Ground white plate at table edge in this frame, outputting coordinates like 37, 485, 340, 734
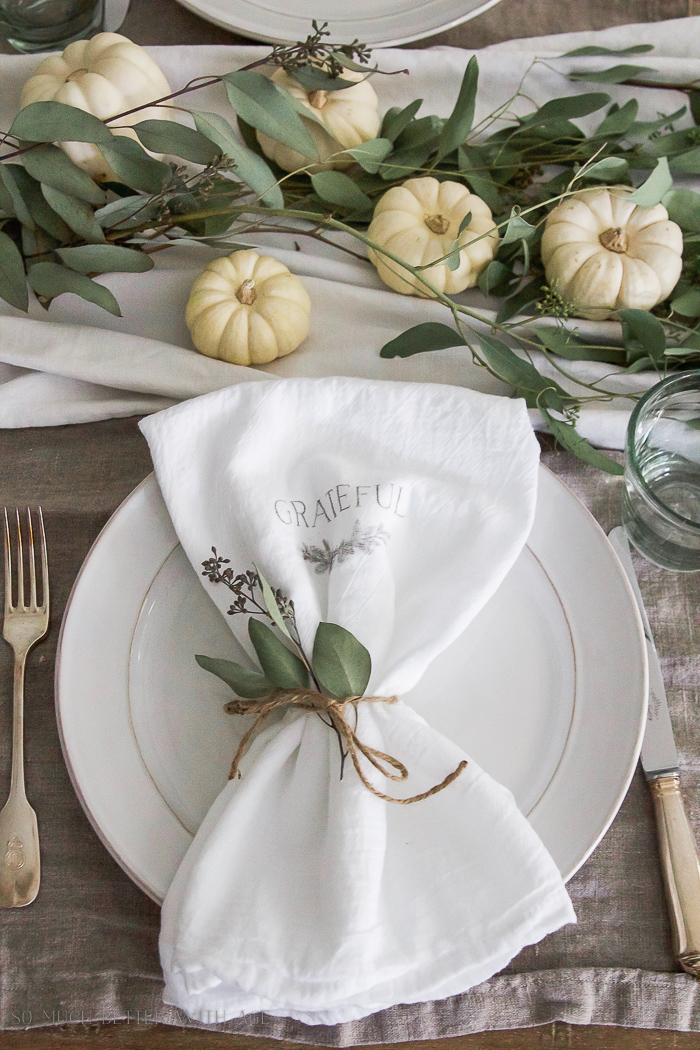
172, 0, 505, 48
55, 466, 647, 904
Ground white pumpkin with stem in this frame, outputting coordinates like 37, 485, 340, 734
366, 176, 499, 296
186, 250, 311, 366
19, 32, 172, 181
541, 187, 684, 320
256, 67, 380, 174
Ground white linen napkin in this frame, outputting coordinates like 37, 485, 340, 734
1, 19, 699, 445
140, 376, 575, 1025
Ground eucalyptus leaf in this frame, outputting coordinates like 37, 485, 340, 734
99, 137, 172, 195
195, 654, 273, 699
346, 138, 393, 173
541, 409, 624, 475
56, 243, 153, 274
477, 333, 568, 411
478, 259, 516, 297
27, 261, 121, 315
192, 110, 283, 208
520, 93, 610, 125
501, 208, 537, 244
223, 71, 319, 160
619, 308, 666, 363
381, 99, 422, 143
248, 617, 308, 690
0, 164, 35, 229
568, 65, 655, 84
436, 55, 478, 161
22, 144, 104, 205
624, 157, 672, 207
256, 565, 293, 641
311, 170, 372, 212
691, 91, 700, 127
5, 165, 72, 240
647, 128, 700, 157
562, 44, 654, 56
0, 230, 28, 312
627, 106, 686, 137
95, 194, 160, 229
495, 278, 543, 323
581, 156, 628, 180
134, 119, 221, 165
41, 184, 105, 244
669, 149, 700, 176
592, 99, 639, 137
380, 322, 466, 358
662, 188, 700, 233
395, 115, 443, 151
291, 65, 356, 92
671, 288, 700, 318
534, 325, 625, 364
312, 621, 371, 699
10, 101, 113, 144
378, 144, 432, 181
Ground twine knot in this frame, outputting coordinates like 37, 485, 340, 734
225, 688, 467, 804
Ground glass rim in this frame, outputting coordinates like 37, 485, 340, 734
626, 369, 700, 534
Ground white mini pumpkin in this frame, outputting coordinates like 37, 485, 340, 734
366, 176, 499, 296
256, 67, 380, 174
19, 32, 172, 181
186, 250, 311, 366
541, 188, 684, 320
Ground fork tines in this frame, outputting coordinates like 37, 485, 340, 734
3, 508, 48, 615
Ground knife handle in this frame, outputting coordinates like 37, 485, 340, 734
649, 775, 700, 977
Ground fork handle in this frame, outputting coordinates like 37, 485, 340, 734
10, 650, 27, 799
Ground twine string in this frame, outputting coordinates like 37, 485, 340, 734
225, 689, 467, 804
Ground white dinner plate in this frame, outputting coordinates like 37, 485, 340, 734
55, 467, 647, 904
172, 0, 504, 47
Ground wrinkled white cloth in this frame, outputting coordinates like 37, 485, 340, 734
140, 376, 575, 1025
0, 19, 699, 445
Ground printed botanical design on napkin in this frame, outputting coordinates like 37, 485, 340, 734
301, 520, 389, 575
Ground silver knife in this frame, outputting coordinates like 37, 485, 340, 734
609, 526, 700, 977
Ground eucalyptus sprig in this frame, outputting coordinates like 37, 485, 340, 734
3, 30, 700, 471
196, 561, 372, 779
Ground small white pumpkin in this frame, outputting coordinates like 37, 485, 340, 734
256, 67, 380, 174
186, 250, 311, 366
19, 32, 172, 181
366, 176, 499, 296
541, 188, 684, 320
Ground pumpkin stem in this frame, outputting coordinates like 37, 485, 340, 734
236, 279, 258, 305
309, 90, 329, 109
599, 226, 628, 253
424, 214, 450, 235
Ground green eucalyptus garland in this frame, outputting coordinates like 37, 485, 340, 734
2, 24, 700, 472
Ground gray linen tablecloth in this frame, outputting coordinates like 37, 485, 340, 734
1, 421, 700, 1039
2, 0, 700, 1038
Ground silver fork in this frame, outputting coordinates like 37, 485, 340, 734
0, 508, 48, 907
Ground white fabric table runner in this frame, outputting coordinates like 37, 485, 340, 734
0, 18, 698, 445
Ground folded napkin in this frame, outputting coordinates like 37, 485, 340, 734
2, 19, 700, 446
140, 376, 575, 1025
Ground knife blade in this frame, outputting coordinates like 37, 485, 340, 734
609, 526, 700, 978
608, 527, 678, 780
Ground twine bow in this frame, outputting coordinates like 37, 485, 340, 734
225, 689, 467, 804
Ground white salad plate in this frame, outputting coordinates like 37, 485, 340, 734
172, 0, 504, 47
56, 467, 647, 904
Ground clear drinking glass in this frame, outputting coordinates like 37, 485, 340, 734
623, 370, 700, 572
0, 0, 102, 53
